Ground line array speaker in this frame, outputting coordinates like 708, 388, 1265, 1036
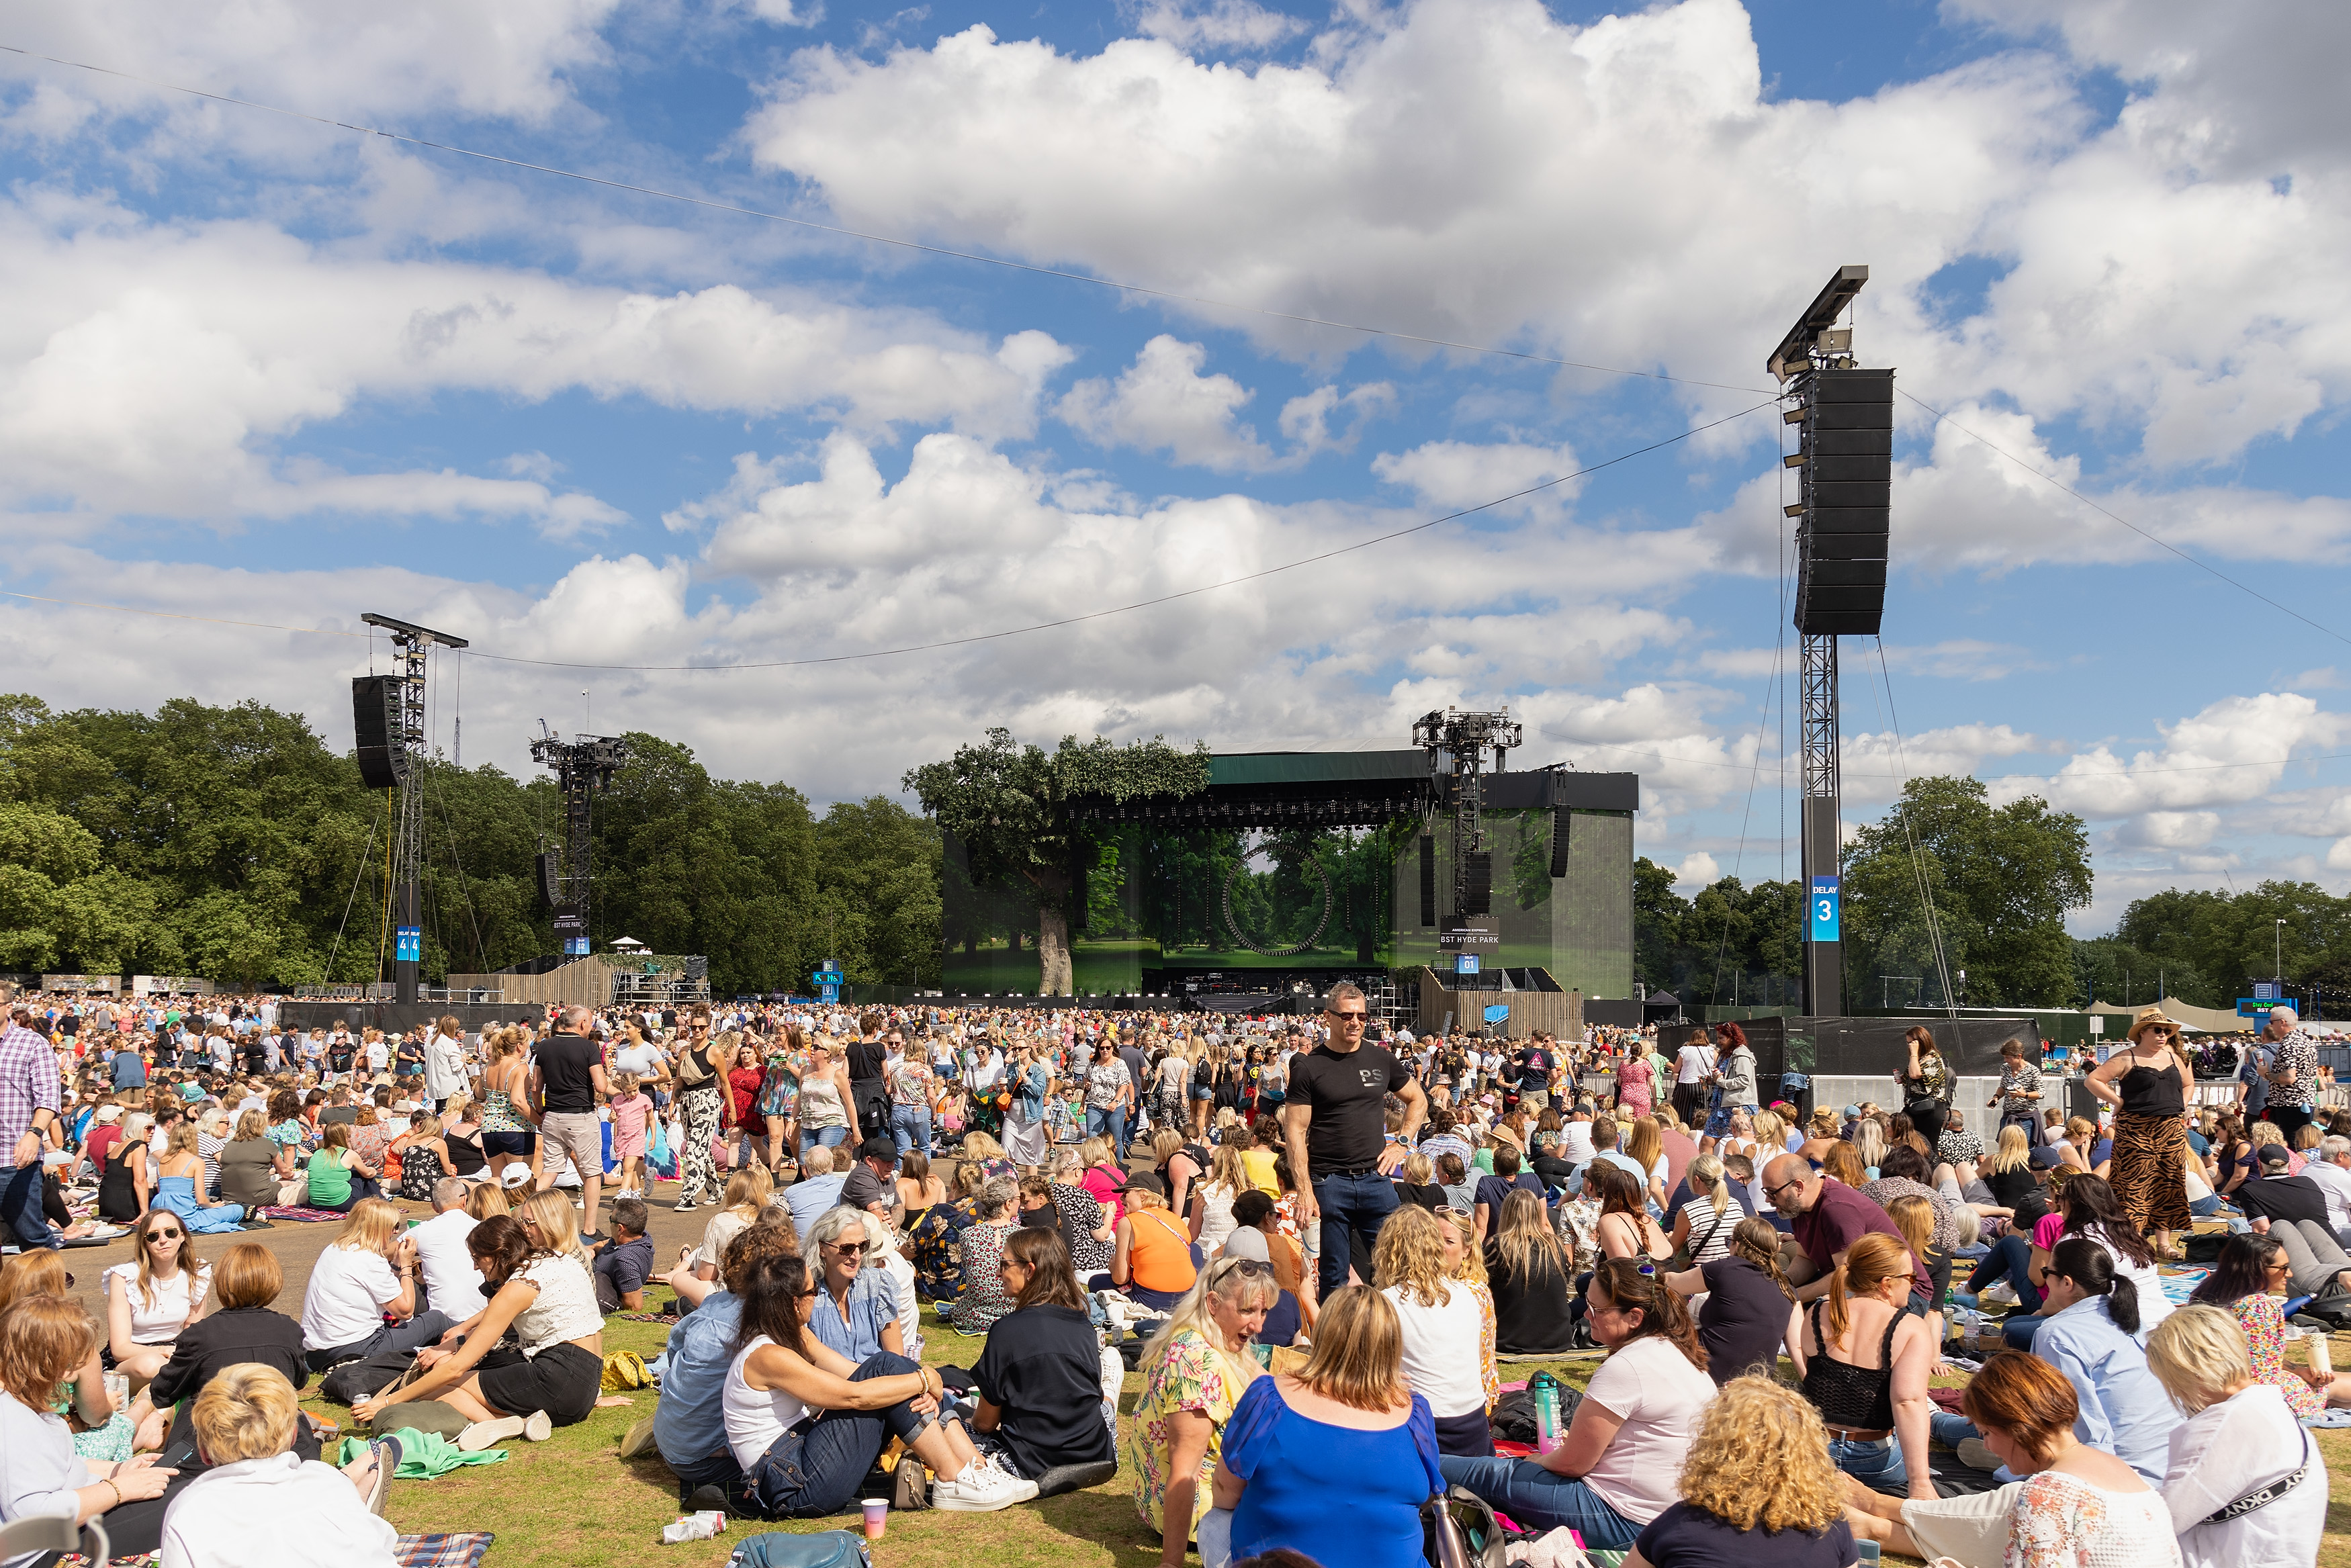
1792, 367, 1892, 635
1548, 809, 1570, 879
351, 675, 408, 789
535, 849, 559, 911
1462, 851, 1493, 917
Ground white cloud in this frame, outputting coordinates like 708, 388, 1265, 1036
2, 1, 617, 134
1279, 382, 1395, 458
1674, 851, 1720, 890
0, 201, 1070, 527
1372, 437, 1582, 514
1840, 723, 2053, 806
1135, 0, 1308, 53
2021, 692, 2349, 819
1057, 336, 1274, 471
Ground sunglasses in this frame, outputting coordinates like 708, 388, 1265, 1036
148, 1227, 185, 1241
826, 1241, 869, 1257
1221, 1258, 1274, 1279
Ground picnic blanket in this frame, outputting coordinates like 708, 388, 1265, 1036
339, 1430, 509, 1478
394, 1534, 496, 1568
259, 1205, 355, 1222
2158, 1266, 2209, 1304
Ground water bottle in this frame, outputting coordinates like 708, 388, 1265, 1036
1530, 1371, 1562, 1454
660, 1511, 726, 1544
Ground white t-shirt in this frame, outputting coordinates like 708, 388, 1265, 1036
102, 1261, 208, 1344
1674, 1044, 1716, 1085
300, 1244, 403, 1351
2164, 1383, 2324, 1568
1574, 1334, 1716, 1525
1557, 1121, 1595, 1164
1382, 1282, 1487, 1419
408, 1208, 488, 1320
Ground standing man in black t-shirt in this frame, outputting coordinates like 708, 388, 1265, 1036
843, 1023, 889, 1154
1284, 981, 1425, 1299
531, 1004, 613, 1242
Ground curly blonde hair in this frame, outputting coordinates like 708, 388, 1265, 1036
1373, 1203, 1456, 1307
1677, 1375, 1843, 1532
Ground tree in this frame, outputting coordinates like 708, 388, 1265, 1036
1842, 776, 2091, 1009
903, 730, 1208, 995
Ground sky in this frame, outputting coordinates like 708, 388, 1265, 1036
3, 0, 2348, 935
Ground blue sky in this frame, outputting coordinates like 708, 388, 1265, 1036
3, 0, 2348, 933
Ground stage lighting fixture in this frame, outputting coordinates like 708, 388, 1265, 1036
354, 613, 470, 1005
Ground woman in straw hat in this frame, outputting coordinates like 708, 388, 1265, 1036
2086, 1007, 2194, 1259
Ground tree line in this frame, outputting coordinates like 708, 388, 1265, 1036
0, 694, 941, 996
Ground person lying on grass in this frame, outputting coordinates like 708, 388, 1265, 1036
350, 1213, 603, 1443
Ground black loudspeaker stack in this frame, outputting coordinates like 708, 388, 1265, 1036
1548, 809, 1570, 879
1418, 834, 1437, 927
351, 676, 407, 789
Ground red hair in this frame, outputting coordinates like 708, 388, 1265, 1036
1714, 1022, 1747, 1048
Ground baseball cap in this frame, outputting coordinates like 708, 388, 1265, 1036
2257, 1143, 2292, 1168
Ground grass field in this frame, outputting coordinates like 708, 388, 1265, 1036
307, 1286, 2351, 1568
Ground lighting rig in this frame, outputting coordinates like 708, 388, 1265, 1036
351, 613, 470, 1003
531, 729, 630, 958
1413, 707, 1522, 932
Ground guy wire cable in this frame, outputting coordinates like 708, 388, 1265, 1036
1869, 636, 1957, 1018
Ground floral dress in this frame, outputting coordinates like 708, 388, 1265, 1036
2229, 1291, 2323, 1418
950, 1221, 1018, 1334
1126, 1327, 1249, 1539
2003, 1469, 2180, 1568
909, 1196, 977, 1301
1462, 1277, 1499, 1412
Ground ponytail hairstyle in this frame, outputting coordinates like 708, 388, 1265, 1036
1589, 1256, 1707, 1373
1824, 1232, 1913, 1347
2049, 1236, 2139, 1336
1727, 1215, 1795, 1301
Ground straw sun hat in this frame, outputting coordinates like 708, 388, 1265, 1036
2127, 1007, 2178, 1042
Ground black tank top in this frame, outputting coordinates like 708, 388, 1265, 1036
844, 1038, 887, 1083
2119, 1058, 2184, 1117
1802, 1299, 1900, 1430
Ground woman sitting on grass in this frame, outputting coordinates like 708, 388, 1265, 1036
1624, 1375, 1856, 1568
156, 1364, 401, 1568
972, 1227, 1117, 1483
350, 1213, 603, 1443
304, 1123, 380, 1213
1129, 1255, 1280, 1568
722, 1249, 1032, 1516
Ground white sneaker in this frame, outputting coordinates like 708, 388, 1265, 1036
988, 1452, 1040, 1502
932, 1463, 1031, 1512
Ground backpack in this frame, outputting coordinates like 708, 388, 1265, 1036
727, 1531, 871, 1568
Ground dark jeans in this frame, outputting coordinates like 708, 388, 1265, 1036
2, 1160, 58, 1250
1967, 1234, 2043, 1316
1313, 1168, 1400, 1298
669, 1444, 748, 1508
747, 1350, 933, 1518
305, 1309, 455, 1373
2268, 1105, 2315, 1142
1999, 1111, 2041, 1147
1908, 1099, 1947, 1149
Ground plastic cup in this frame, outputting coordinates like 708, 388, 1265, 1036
862, 1498, 887, 1540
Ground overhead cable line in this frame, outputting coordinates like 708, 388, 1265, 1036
0, 41, 1774, 397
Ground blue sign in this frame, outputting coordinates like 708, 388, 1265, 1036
1482, 1003, 1510, 1023
1455, 954, 1481, 976
563, 936, 590, 957
2239, 997, 2283, 1017
395, 925, 422, 963
811, 970, 844, 986
2254, 982, 2280, 1001
818, 984, 840, 1003
1808, 876, 1840, 943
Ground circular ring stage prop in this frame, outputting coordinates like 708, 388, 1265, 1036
1221, 843, 1333, 958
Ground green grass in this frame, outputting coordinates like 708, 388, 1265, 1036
306, 1297, 2351, 1568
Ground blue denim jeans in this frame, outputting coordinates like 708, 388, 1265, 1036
1086, 1106, 1126, 1152
2, 1162, 58, 1250
746, 1350, 932, 1518
1435, 1456, 1642, 1549
1966, 1234, 2043, 1315
1829, 1434, 1907, 1491
890, 1105, 933, 1160
1311, 1168, 1401, 1299
799, 1124, 848, 1157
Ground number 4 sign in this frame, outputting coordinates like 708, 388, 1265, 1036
1808, 876, 1840, 943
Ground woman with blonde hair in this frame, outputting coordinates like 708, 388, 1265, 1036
1982, 1122, 2047, 1226
1625, 1117, 1668, 1212
1487, 1189, 1575, 1356
104, 1208, 215, 1392
154, 1120, 245, 1234
692, 1162, 772, 1283
298, 1197, 449, 1371
1202, 1285, 1442, 1568
1128, 1255, 1280, 1568
1788, 1232, 1937, 1499
1669, 1152, 1739, 1268
477, 1026, 539, 1189
463, 1181, 512, 1222
516, 1185, 595, 1271
0, 1293, 180, 1555
1628, 1375, 1855, 1566
217, 1108, 288, 1211
1374, 1203, 1490, 1457
2143, 1305, 2325, 1568
1113, 1174, 1200, 1310
1188, 1143, 1249, 1257
157, 1363, 400, 1565
393, 1109, 453, 1201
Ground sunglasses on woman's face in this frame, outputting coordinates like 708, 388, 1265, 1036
148, 1227, 184, 1242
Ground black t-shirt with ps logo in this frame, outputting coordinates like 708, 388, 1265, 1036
1288, 1043, 1411, 1173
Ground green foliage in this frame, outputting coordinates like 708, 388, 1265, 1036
0, 694, 942, 996
1842, 775, 2092, 1009
2091, 880, 2351, 1012
1632, 858, 1805, 1007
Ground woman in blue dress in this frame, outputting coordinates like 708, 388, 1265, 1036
154, 1121, 247, 1234
1199, 1285, 1443, 1568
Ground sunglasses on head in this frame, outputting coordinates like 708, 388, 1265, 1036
1221, 1258, 1274, 1279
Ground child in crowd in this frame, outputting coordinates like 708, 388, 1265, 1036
609, 1071, 653, 1200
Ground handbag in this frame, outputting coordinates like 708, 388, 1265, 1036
729, 1530, 872, 1567
2203, 1428, 2312, 1524
1423, 1485, 1518, 1568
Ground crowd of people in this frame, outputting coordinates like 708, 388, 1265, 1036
0, 984, 2342, 1566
